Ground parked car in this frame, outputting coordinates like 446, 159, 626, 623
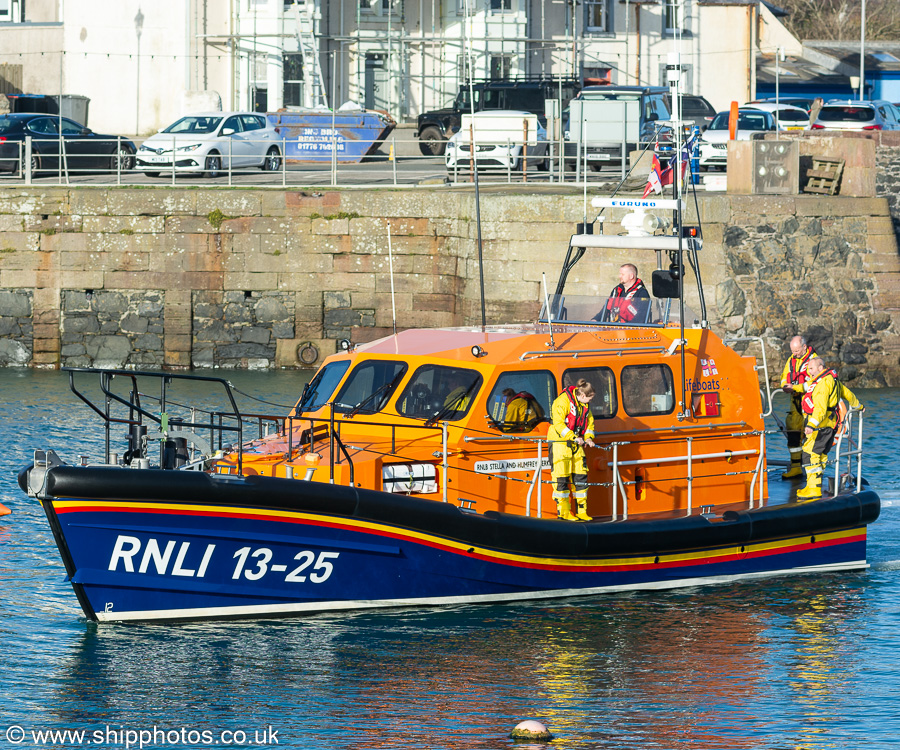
698, 108, 777, 171
564, 85, 674, 169
664, 93, 717, 131
744, 102, 811, 130
445, 111, 549, 172
136, 112, 282, 178
0, 113, 135, 174
747, 97, 815, 112
810, 100, 900, 131
416, 77, 580, 156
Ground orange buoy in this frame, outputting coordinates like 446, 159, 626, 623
0, 502, 11, 517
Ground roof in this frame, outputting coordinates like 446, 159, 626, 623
804, 41, 900, 73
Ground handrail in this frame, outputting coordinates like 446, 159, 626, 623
607, 434, 763, 521
831, 407, 864, 498
65, 367, 244, 470
723, 335, 774, 417
520, 346, 667, 361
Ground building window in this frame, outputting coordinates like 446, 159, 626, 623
0, 0, 23, 22
360, 0, 392, 12
490, 0, 513, 11
490, 54, 513, 80
283, 53, 304, 108
663, 0, 683, 34
585, 0, 611, 33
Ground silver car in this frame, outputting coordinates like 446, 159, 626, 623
136, 112, 282, 177
811, 100, 900, 131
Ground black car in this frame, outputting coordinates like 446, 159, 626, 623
0, 113, 136, 174
416, 77, 581, 156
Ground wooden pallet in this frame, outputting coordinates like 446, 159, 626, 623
803, 158, 844, 195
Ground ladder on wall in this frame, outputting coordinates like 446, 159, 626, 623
291, 1, 329, 110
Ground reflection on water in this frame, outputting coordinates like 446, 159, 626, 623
1, 371, 899, 748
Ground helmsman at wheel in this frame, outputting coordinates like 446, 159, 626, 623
798, 357, 862, 500
780, 335, 816, 479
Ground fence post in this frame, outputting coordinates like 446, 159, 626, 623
24, 136, 32, 185
228, 136, 233, 186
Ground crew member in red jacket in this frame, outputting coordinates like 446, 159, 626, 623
596, 263, 651, 323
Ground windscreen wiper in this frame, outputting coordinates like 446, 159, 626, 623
346, 371, 404, 418
425, 379, 479, 428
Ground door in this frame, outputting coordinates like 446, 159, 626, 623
58, 117, 104, 170
25, 117, 61, 169
252, 87, 268, 113
364, 53, 389, 112
219, 114, 254, 167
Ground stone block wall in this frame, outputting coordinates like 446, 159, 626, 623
0, 186, 898, 387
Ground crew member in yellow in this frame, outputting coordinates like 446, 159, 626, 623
501, 388, 543, 431
547, 379, 596, 521
780, 335, 816, 479
798, 357, 862, 500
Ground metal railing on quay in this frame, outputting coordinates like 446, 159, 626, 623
0, 132, 675, 188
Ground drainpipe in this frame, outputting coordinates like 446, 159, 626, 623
748, 4, 756, 102
634, 4, 641, 85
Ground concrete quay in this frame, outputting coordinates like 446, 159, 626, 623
0, 185, 897, 387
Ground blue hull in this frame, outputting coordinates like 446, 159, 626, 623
30, 467, 880, 623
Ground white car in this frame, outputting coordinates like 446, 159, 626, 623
136, 112, 282, 177
445, 111, 549, 172
810, 100, 900, 131
698, 108, 776, 171
744, 102, 811, 131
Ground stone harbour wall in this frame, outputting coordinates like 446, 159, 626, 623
0, 187, 898, 386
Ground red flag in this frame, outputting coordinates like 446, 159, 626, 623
642, 153, 663, 198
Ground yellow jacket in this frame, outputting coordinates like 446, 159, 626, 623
506, 397, 539, 427
780, 346, 816, 392
804, 370, 861, 431
547, 389, 595, 445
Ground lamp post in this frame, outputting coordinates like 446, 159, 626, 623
859, 0, 866, 100
135, 8, 144, 135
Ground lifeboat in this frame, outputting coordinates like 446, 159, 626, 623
20, 197, 879, 623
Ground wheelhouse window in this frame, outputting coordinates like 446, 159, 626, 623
333, 360, 407, 415
585, 0, 612, 33
487, 371, 555, 433
563, 367, 618, 420
621, 364, 675, 416
296, 360, 351, 413
397, 365, 482, 421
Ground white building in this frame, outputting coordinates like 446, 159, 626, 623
0, 0, 810, 134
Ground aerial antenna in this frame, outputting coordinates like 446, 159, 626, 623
464, 0, 487, 329
541, 273, 556, 350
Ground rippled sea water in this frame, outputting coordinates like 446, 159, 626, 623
1, 370, 899, 750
